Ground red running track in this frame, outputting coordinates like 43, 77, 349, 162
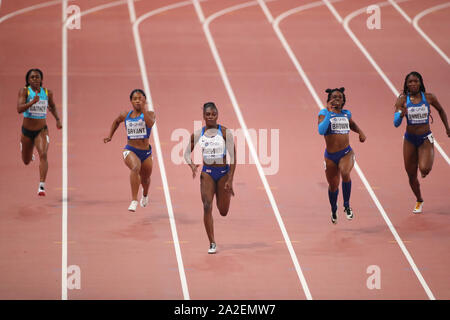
0, 0, 448, 299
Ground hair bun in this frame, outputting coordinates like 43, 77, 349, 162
339, 87, 345, 92
325, 89, 332, 93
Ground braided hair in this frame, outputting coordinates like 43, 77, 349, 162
403, 71, 426, 95
325, 87, 346, 107
25, 68, 43, 87
402, 71, 433, 123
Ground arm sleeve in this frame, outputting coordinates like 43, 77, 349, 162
394, 111, 403, 127
318, 109, 331, 135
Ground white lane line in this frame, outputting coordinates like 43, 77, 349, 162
192, 0, 205, 23
256, 0, 274, 23
194, 0, 313, 300
62, 0, 68, 301
272, 0, 342, 110
412, 2, 450, 65
322, 0, 436, 300
322, 0, 343, 23
0, 0, 63, 24
129, 0, 191, 300
0, 0, 70, 300
388, 0, 450, 64
61, 0, 141, 301
388, 0, 412, 23
331, 0, 450, 165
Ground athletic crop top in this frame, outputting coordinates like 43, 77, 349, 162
199, 125, 226, 162
23, 86, 48, 119
318, 108, 352, 135
124, 110, 152, 140
406, 92, 430, 125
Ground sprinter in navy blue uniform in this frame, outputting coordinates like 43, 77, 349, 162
393, 71, 450, 214
184, 102, 236, 254
318, 88, 366, 224
104, 89, 155, 212
17, 69, 62, 196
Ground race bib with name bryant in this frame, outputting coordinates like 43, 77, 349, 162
407, 105, 428, 124
28, 99, 48, 117
329, 116, 350, 134
126, 119, 147, 139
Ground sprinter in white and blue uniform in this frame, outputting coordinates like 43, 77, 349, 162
184, 102, 236, 254
318, 88, 366, 224
17, 69, 62, 196
393, 71, 450, 214
104, 89, 155, 212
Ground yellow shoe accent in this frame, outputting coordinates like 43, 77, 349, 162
413, 201, 423, 214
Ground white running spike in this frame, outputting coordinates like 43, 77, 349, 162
128, 200, 138, 212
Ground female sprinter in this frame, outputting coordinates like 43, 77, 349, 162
104, 89, 155, 212
17, 68, 62, 196
318, 88, 366, 224
393, 71, 450, 213
184, 102, 236, 254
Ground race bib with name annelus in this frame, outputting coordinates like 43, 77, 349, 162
407, 105, 428, 124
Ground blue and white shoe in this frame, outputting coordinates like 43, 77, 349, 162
208, 243, 217, 254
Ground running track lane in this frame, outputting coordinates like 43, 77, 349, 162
132, 0, 308, 299
344, 0, 450, 153
0, 0, 63, 299
325, 0, 450, 298
65, 0, 183, 299
206, 0, 429, 299
273, 0, 448, 298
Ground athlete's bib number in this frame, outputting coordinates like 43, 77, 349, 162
126, 119, 147, 139
407, 105, 428, 124
28, 100, 48, 116
330, 117, 349, 133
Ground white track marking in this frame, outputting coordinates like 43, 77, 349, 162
61, 0, 141, 300
388, 0, 412, 23
191, 0, 205, 23
272, 1, 342, 109
195, 0, 313, 300
413, 2, 450, 64
322, 0, 343, 23
62, 0, 69, 301
321, 0, 436, 300
389, 0, 450, 64
256, 0, 274, 23
0, 0, 63, 24
129, 0, 192, 300
331, 0, 450, 165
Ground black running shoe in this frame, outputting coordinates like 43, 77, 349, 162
331, 208, 337, 224
344, 206, 354, 220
